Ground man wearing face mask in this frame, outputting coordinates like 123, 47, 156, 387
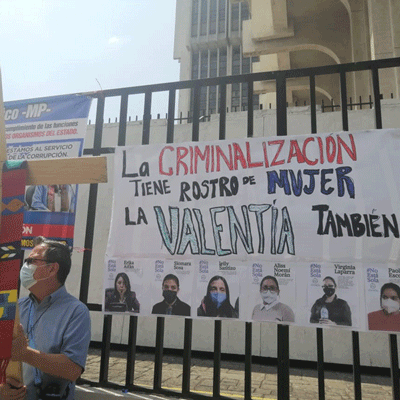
310, 276, 352, 326
151, 274, 191, 316
252, 276, 295, 322
0, 237, 91, 400
368, 282, 400, 332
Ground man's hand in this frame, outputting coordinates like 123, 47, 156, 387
0, 377, 26, 399
11, 324, 28, 362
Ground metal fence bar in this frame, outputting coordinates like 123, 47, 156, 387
118, 93, 128, 146
371, 67, 383, 129
79, 96, 104, 304
143, 91, 152, 145
167, 89, 176, 143
247, 81, 254, 138
154, 316, 165, 391
126, 316, 138, 387
352, 331, 362, 400
389, 334, 400, 400
244, 322, 252, 400
182, 318, 193, 396
213, 320, 222, 398
219, 84, 227, 140
340, 71, 349, 131
309, 75, 317, 134
316, 328, 325, 400
192, 84, 201, 141
277, 325, 290, 400
99, 315, 112, 383
276, 73, 287, 136
86, 57, 400, 98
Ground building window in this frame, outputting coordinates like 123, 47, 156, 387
191, 0, 199, 37
209, 0, 217, 34
242, 56, 250, 74
231, 3, 240, 32
200, 50, 208, 79
232, 46, 241, 110
241, 1, 249, 22
209, 50, 218, 114
218, 0, 226, 34
200, 0, 208, 36
200, 51, 209, 114
232, 46, 241, 75
191, 53, 199, 80
219, 47, 227, 76
210, 50, 218, 78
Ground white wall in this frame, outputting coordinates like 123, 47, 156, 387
65, 99, 400, 367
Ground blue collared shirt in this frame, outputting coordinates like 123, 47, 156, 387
18, 285, 91, 400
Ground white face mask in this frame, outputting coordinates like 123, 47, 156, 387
20, 262, 39, 290
382, 298, 400, 314
261, 290, 278, 305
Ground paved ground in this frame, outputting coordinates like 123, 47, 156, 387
80, 348, 394, 400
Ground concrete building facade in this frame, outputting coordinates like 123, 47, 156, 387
174, 0, 259, 119
175, 0, 400, 111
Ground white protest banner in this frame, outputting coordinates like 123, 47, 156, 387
5, 94, 91, 248
105, 129, 400, 331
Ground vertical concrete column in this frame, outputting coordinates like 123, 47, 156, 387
367, 0, 398, 98
255, 53, 293, 109
390, 0, 400, 95
226, 45, 233, 111
250, 0, 292, 39
349, 0, 371, 105
174, 0, 194, 119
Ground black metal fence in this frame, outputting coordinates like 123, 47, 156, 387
79, 57, 400, 400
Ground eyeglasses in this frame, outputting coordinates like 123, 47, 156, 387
25, 257, 50, 265
322, 285, 335, 289
261, 286, 278, 292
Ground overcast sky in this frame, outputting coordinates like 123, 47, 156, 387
0, 0, 180, 121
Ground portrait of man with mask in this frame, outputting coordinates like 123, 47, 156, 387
252, 275, 295, 322
368, 282, 400, 332
310, 276, 352, 326
151, 274, 191, 316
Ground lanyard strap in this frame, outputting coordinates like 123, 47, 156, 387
27, 302, 42, 387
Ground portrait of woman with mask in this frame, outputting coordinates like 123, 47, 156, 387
252, 275, 295, 322
104, 272, 140, 312
310, 276, 352, 326
368, 282, 400, 332
197, 275, 238, 318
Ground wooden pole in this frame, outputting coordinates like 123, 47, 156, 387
0, 69, 23, 382
0, 69, 7, 164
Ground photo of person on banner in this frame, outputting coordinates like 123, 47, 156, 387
104, 272, 140, 313
27, 184, 76, 213
368, 282, 400, 331
197, 275, 238, 318
252, 275, 295, 322
152, 274, 191, 316
310, 276, 352, 326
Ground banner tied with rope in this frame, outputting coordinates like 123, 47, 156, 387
0, 161, 26, 383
